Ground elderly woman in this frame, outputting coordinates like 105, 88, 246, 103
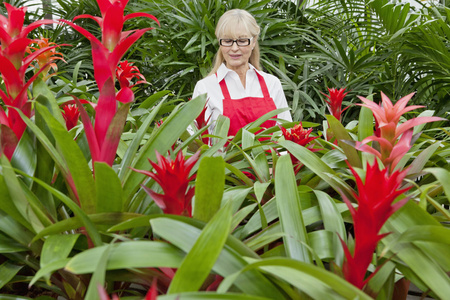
193, 9, 292, 137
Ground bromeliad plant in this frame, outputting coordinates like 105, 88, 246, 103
339, 160, 411, 290
132, 150, 200, 217
60, 0, 159, 166
0, 3, 59, 159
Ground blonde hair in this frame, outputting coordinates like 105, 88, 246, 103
208, 9, 261, 76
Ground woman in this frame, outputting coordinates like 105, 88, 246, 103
192, 9, 292, 137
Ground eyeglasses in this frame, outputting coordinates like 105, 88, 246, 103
219, 37, 253, 47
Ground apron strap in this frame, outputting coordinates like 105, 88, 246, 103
255, 71, 270, 99
218, 76, 231, 99
216, 70, 271, 100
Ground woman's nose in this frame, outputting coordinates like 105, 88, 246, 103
230, 43, 240, 50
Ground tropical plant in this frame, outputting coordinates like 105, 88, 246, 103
0, 1, 449, 300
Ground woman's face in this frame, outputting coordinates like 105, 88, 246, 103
219, 29, 256, 74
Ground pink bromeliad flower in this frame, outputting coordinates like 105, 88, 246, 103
321, 87, 349, 121
60, 0, 159, 166
340, 160, 411, 290
355, 92, 445, 172
358, 92, 443, 145
131, 151, 200, 217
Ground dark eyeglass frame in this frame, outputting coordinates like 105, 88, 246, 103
219, 37, 253, 47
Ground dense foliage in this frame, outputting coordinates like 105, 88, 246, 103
0, 0, 449, 299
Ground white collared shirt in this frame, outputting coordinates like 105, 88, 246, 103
193, 63, 292, 129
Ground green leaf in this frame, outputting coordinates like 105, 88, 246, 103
326, 115, 361, 168
275, 155, 311, 263
95, 162, 123, 213
33, 213, 141, 241
231, 258, 372, 300
424, 168, 450, 200
15, 169, 101, 247
151, 218, 284, 298
168, 203, 232, 293
10, 129, 36, 187
37, 234, 81, 285
0, 234, 27, 253
123, 94, 207, 198
41, 234, 81, 267
0, 156, 45, 233
314, 190, 347, 240
36, 103, 97, 214
32, 77, 66, 126
253, 181, 270, 204
0, 262, 23, 290
382, 202, 450, 299
278, 140, 355, 201
158, 293, 271, 300
0, 172, 33, 232
118, 100, 164, 181
65, 241, 184, 274
30, 259, 70, 287
358, 105, 374, 142
84, 241, 114, 300
194, 156, 225, 222
138, 90, 172, 109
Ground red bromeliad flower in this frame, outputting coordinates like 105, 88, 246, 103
279, 123, 319, 147
321, 87, 349, 121
60, 0, 159, 166
131, 151, 200, 217
26, 36, 67, 78
61, 0, 159, 91
279, 123, 319, 173
115, 60, 147, 103
0, 3, 55, 68
340, 160, 411, 290
0, 3, 61, 159
62, 104, 80, 130
116, 60, 147, 88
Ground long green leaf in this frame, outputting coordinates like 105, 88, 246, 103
229, 258, 372, 300
193, 156, 225, 222
123, 94, 206, 198
158, 293, 271, 300
274, 155, 311, 263
14, 169, 102, 247
424, 168, 450, 200
36, 103, 97, 214
168, 203, 232, 293
65, 241, 184, 274
278, 140, 355, 201
118, 100, 164, 181
0, 156, 44, 233
0, 262, 23, 290
95, 162, 123, 213
151, 218, 284, 298
327, 115, 361, 168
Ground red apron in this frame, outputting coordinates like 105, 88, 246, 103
219, 71, 277, 137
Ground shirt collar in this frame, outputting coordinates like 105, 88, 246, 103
216, 63, 259, 82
